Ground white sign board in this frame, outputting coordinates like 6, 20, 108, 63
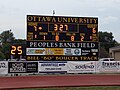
0, 61, 8, 74
96, 61, 120, 73
39, 61, 67, 73
67, 61, 96, 73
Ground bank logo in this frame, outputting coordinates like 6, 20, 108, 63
64, 48, 81, 55
74, 49, 80, 55
65, 48, 72, 55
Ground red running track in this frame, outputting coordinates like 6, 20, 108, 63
0, 75, 120, 89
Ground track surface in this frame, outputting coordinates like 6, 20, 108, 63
0, 75, 120, 89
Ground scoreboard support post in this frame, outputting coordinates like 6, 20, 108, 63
10, 55, 13, 60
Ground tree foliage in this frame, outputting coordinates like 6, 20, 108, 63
99, 31, 119, 58
99, 46, 109, 58
1, 43, 11, 60
0, 30, 15, 44
0, 51, 5, 60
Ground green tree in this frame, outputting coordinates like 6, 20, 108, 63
99, 31, 118, 58
1, 43, 11, 60
99, 46, 109, 58
0, 30, 15, 44
12, 39, 26, 44
0, 51, 5, 60
0, 30, 15, 59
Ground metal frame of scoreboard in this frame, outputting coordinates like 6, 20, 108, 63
26, 15, 98, 61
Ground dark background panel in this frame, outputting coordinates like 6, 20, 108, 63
26, 62, 38, 73
8, 62, 26, 73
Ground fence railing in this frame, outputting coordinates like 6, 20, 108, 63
0, 61, 120, 76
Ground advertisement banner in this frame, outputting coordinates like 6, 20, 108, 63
26, 62, 38, 73
67, 61, 96, 73
64, 48, 81, 55
26, 48, 45, 55
8, 61, 38, 73
96, 61, 120, 73
39, 61, 67, 73
26, 48, 64, 55
0, 61, 8, 74
27, 48, 82, 55
45, 48, 64, 55
8, 62, 26, 73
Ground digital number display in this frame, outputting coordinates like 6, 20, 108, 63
53, 24, 68, 31
49, 24, 78, 32
11, 45, 23, 55
27, 15, 98, 42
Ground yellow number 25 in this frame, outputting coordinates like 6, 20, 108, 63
11, 46, 22, 55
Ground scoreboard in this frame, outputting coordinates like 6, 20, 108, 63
27, 15, 98, 41
26, 15, 98, 61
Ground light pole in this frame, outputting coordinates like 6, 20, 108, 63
53, 10, 55, 16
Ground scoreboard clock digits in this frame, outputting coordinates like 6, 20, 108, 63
49, 23, 78, 32
54, 24, 68, 31
11, 45, 23, 55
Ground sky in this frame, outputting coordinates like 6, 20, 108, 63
0, 0, 120, 42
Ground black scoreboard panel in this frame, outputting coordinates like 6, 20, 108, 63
26, 15, 98, 61
27, 15, 98, 42
27, 23, 98, 41
26, 41, 98, 61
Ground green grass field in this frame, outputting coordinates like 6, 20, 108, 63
18, 86, 120, 90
